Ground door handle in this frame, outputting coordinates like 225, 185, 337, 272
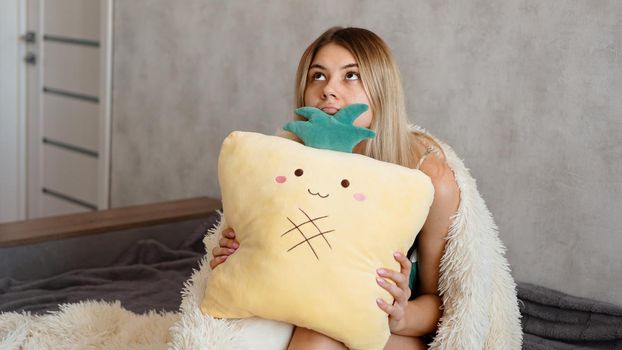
21, 31, 36, 44
24, 52, 36, 65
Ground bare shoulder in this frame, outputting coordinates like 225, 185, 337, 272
411, 134, 455, 186
411, 134, 460, 238
418, 154, 459, 203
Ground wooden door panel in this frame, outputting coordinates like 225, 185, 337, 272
42, 144, 98, 207
43, 94, 99, 152
44, 0, 101, 41
43, 41, 100, 97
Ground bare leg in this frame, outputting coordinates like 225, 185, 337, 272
287, 326, 427, 350
384, 334, 427, 350
287, 327, 347, 350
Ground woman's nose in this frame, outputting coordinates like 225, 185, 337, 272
321, 90, 336, 99
322, 79, 339, 99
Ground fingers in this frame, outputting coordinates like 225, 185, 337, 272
394, 251, 412, 290
218, 236, 239, 250
212, 246, 236, 258
212, 234, 239, 259
376, 252, 412, 303
223, 228, 236, 239
379, 251, 411, 289
209, 255, 227, 270
376, 297, 404, 320
376, 276, 408, 302
394, 251, 412, 275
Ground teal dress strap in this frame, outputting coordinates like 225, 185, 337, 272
408, 261, 418, 301
407, 238, 419, 300
408, 261, 417, 290
407, 240, 419, 300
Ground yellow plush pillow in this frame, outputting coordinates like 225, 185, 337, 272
202, 131, 434, 350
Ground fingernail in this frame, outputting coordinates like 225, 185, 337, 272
232, 242, 239, 248
228, 248, 235, 253
394, 251, 402, 258
376, 277, 385, 285
377, 268, 386, 276
376, 298, 384, 305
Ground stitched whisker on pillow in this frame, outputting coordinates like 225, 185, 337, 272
287, 229, 336, 254
280, 212, 328, 237
298, 208, 333, 249
285, 217, 321, 260
281, 209, 335, 260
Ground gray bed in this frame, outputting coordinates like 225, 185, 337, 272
1, 198, 620, 349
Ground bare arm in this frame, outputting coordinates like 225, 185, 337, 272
392, 155, 461, 336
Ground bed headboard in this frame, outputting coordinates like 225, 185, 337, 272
0, 196, 221, 247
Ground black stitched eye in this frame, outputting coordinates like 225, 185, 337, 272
295, 169, 304, 177
341, 179, 350, 188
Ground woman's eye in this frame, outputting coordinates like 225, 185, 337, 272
345, 72, 360, 81
312, 72, 326, 81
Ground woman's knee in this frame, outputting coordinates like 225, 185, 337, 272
287, 327, 347, 350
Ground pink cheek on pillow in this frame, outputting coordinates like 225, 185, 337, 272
353, 193, 366, 202
275, 176, 287, 184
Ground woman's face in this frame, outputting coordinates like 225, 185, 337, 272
303, 43, 373, 129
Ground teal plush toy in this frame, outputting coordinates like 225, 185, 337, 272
283, 103, 376, 153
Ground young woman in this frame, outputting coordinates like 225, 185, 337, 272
209, 27, 521, 350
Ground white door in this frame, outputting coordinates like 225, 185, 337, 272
0, 0, 27, 223
26, 0, 112, 218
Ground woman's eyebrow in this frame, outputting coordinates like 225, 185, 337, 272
309, 64, 326, 70
309, 63, 359, 70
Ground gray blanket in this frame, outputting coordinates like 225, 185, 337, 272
0, 215, 216, 315
1, 214, 621, 349
519, 283, 622, 349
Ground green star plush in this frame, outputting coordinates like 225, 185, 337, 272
283, 104, 376, 153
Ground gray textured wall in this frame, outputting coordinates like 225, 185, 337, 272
111, 1, 622, 305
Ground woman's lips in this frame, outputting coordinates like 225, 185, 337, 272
321, 107, 339, 115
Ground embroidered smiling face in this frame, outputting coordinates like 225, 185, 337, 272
275, 168, 365, 201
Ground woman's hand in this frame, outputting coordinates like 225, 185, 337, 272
375, 251, 412, 333
209, 228, 239, 270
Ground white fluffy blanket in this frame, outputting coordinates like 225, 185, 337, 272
421, 130, 522, 349
0, 217, 293, 350
0, 129, 522, 349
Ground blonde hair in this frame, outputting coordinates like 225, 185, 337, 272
293, 27, 439, 169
